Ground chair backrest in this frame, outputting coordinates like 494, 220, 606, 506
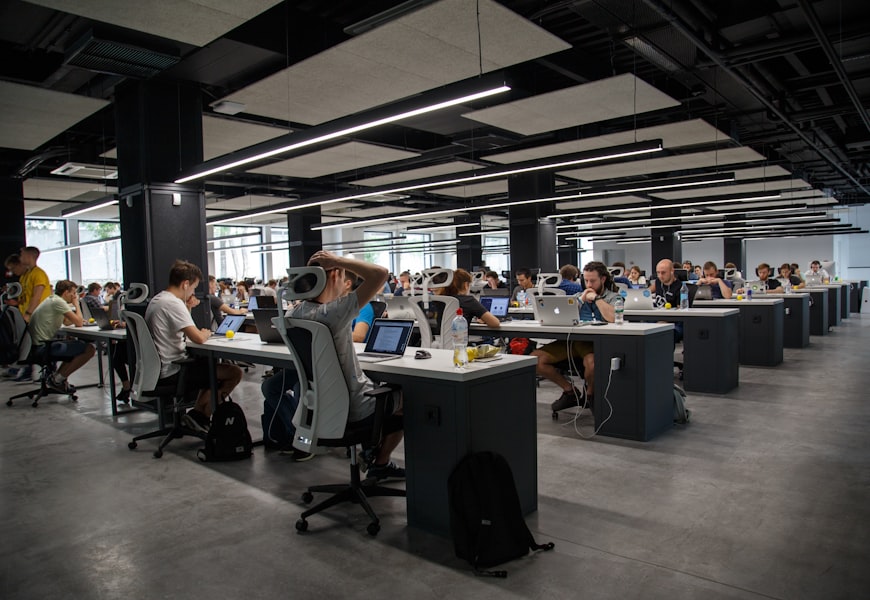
370, 300, 387, 319
386, 296, 432, 347
275, 315, 350, 453
426, 295, 461, 348
122, 310, 163, 396
528, 288, 566, 296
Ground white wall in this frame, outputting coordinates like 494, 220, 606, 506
745, 236, 834, 276
834, 205, 870, 282
680, 239, 723, 269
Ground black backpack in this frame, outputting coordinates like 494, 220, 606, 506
448, 451, 554, 577
0, 305, 23, 365
197, 399, 253, 462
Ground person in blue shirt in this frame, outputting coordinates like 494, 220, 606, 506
698, 261, 733, 299
557, 264, 583, 295
683, 261, 699, 281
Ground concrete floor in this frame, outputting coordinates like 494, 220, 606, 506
2, 316, 869, 599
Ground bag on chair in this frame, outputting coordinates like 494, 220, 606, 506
673, 384, 690, 424
448, 451, 554, 577
198, 399, 253, 461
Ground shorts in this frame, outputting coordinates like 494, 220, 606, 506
156, 355, 213, 399
537, 339, 594, 363
35, 340, 89, 362
348, 386, 403, 436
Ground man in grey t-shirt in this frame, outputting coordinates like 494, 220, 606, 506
289, 251, 405, 482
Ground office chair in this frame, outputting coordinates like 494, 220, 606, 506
370, 300, 387, 319
7, 332, 79, 407
529, 273, 566, 296
123, 311, 204, 458
400, 268, 458, 349
276, 267, 405, 536
385, 295, 432, 347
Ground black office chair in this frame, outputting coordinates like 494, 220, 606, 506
123, 310, 205, 458
276, 267, 405, 536
370, 300, 387, 319
7, 333, 79, 407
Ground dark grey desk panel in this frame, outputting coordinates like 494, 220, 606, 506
778, 294, 810, 348
805, 289, 829, 336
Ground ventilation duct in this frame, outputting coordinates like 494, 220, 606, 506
64, 30, 179, 78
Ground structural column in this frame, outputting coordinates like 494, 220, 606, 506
723, 213, 745, 271
508, 173, 556, 273
651, 206, 681, 267
114, 80, 208, 325
0, 177, 26, 285
455, 214, 482, 271
287, 208, 322, 268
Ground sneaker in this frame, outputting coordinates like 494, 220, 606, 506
114, 388, 131, 404
550, 387, 584, 413
47, 378, 76, 395
357, 447, 377, 473
182, 409, 210, 434
278, 446, 315, 462
13, 368, 31, 382
366, 461, 405, 482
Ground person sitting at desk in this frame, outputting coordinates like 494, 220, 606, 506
436, 268, 500, 329
262, 279, 279, 298
558, 264, 584, 294
649, 259, 684, 343
790, 263, 804, 283
206, 275, 247, 326
82, 282, 108, 314
693, 265, 702, 280
738, 263, 781, 293
28, 279, 96, 394
294, 251, 405, 481
682, 260, 698, 280
234, 280, 249, 304
627, 265, 647, 287
510, 267, 535, 303
535, 261, 618, 413
146, 260, 243, 434
698, 261, 733, 299
392, 271, 412, 297
808, 260, 831, 281
346, 271, 376, 343
485, 270, 507, 289
778, 264, 804, 289
81, 281, 133, 403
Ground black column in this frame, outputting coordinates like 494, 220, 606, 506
651, 206, 681, 266
558, 238, 577, 268
723, 213, 745, 271
509, 173, 556, 273
0, 177, 26, 285
455, 214, 482, 270
114, 80, 208, 325
288, 208, 322, 267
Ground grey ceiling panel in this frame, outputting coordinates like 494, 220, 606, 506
350, 160, 481, 187
247, 142, 419, 178
202, 116, 290, 161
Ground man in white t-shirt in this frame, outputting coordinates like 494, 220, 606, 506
145, 260, 242, 433
288, 251, 404, 482
28, 279, 96, 393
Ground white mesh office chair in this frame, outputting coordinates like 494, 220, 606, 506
275, 267, 405, 536
528, 273, 566, 297
406, 268, 458, 349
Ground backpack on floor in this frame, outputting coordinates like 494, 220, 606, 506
448, 451, 554, 577
198, 399, 253, 462
673, 384, 690, 424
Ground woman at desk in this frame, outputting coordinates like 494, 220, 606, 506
437, 268, 500, 329
627, 265, 646, 287
235, 280, 249, 304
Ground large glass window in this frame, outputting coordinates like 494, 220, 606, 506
25, 219, 67, 281
482, 235, 510, 276
78, 221, 122, 285
363, 231, 391, 270
395, 233, 429, 275
269, 227, 289, 280
212, 225, 263, 281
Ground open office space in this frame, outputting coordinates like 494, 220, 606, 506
1, 1, 869, 598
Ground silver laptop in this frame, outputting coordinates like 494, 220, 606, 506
744, 280, 765, 293
621, 288, 654, 310
252, 309, 282, 343
480, 296, 510, 321
356, 319, 414, 363
804, 274, 822, 286
693, 284, 713, 301
533, 295, 583, 326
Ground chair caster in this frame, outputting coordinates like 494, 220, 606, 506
32, 401, 38, 408
366, 522, 380, 537
128, 441, 138, 450
552, 410, 559, 420
6, 399, 12, 407
295, 519, 308, 532
153, 450, 163, 459
70, 395, 78, 402
301, 491, 314, 504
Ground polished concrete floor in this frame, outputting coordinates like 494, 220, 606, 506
2, 316, 869, 599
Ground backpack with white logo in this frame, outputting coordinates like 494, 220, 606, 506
197, 399, 253, 461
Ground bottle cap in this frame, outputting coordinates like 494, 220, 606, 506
456, 308, 463, 316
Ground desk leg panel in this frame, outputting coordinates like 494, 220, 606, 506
373, 366, 537, 537
828, 288, 841, 327
808, 291, 829, 336
783, 296, 810, 348
683, 315, 739, 394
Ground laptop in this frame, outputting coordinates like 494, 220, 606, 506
214, 314, 246, 336
254, 294, 276, 309
804, 274, 822, 286
89, 307, 116, 330
693, 284, 713, 301
480, 296, 510, 321
356, 319, 414, 363
252, 309, 282, 343
533, 295, 584, 326
246, 295, 259, 310
743, 280, 766, 293
621, 288, 654, 310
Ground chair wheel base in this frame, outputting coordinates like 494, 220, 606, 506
31, 401, 38, 408
301, 491, 314, 504
367, 522, 380, 536
153, 450, 163, 459
5, 399, 11, 407
296, 519, 308, 532
552, 410, 559, 419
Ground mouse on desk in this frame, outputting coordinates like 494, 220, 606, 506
415, 350, 431, 359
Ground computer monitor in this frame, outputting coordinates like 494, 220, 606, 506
717, 269, 726, 279
674, 268, 689, 282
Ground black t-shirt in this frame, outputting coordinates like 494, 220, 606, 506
653, 279, 682, 306
762, 278, 782, 291
208, 294, 224, 325
426, 294, 488, 330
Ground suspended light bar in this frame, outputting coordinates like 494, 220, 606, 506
61, 195, 119, 218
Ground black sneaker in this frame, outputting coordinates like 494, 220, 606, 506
278, 445, 314, 461
115, 388, 131, 404
48, 378, 76, 395
182, 409, 210, 434
366, 461, 405, 482
551, 388, 583, 413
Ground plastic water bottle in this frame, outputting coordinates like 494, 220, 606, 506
614, 295, 624, 325
517, 290, 527, 307
680, 282, 689, 310
451, 308, 468, 369
783, 280, 792, 294
746, 288, 753, 301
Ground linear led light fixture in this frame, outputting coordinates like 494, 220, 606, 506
215, 139, 664, 226
679, 220, 841, 236
40, 236, 121, 254
556, 205, 809, 229
683, 227, 863, 242
573, 172, 737, 199
458, 229, 510, 237
556, 212, 827, 236
553, 193, 783, 220
405, 222, 485, 233
617, 239, 653, 245
61, 195, 119, 218
178, 79, 511, 184
680, 224, 856, 238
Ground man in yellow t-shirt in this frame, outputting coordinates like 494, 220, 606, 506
19, 246, 51, 322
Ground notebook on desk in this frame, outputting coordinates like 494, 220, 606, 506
621, 288, 654, 310
533, 295, 582, 326
253, 309, 282, 343
480, 296, 510, 321
214, 314, 245, 336
356, 319, 414, 362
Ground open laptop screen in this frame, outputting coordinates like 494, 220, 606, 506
215, 314, 245, 335
364, 319, 414, 355
480, 296, 509, 317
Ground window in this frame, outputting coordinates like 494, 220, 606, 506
78, 221, 122, 285
482, 234, 510, 277
25, 219, 67, 281
395, 233, 429, 275
269, 228, 289, 280
212, 225, 263, 281
363, 231, 391, 271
